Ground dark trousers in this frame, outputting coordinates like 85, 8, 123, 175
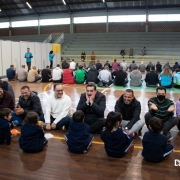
144, 112, 178, 135
50, 61, 53, 69
42, 115, 70, 129
26, 62, 31, 71
85, 117, 105, 133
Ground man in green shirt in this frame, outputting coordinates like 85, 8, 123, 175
145, 86, 178, 141
75, 66, 87, 84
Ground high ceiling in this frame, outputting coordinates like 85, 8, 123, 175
0, 0, 180, 18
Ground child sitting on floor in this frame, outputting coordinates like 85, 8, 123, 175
142, 117, 174, 162
176, 99, 180, 130
65, 110, 94, 153
19, 112, 48, 153
0, 108, 12, 145
101, 111, 134, 158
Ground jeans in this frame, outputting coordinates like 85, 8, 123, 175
42, 115, 71, 129
26, 62, 31, 71
11, 112, 44, 126
50, 61, 53, 69
122, 119, 144, 135
34, 76, 42, 82
144, 112, 178, 135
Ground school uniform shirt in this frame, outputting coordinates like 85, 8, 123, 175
142, 131, 172, 162
19, 124, 46, 152
24, 52, 33, 62
101, 128, 133, 158
65, 122, 93, 153
0, 117, 11, 145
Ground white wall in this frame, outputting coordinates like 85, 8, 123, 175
0, 40, 59, 76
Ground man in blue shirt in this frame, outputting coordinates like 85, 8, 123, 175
24, 48, 33, 71
6, 65, 17, 81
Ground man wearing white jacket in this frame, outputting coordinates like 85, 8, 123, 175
52, 64, 63, 83
45, 83, 71, 130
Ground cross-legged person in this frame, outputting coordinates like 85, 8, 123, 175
77, 82, 106, 133
115, 89, 144, 136
144, 86, 178, 141
44, 84, 71, 130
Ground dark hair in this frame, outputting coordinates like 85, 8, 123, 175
132, 60, 135, 63
175, 62, 178, 65
114, 59, 116, 62
134, 66, 138, 70
156, 86, 166, 93
0, 108, 11, 119
86, 82, 96, 90
10, 65, 14, 68
46, 66, 50, 68
24, 112, 38, 125
21, 86, 30, 91
73, 110, 84, 122
149, 117, 163, 133
125, 89, 134, 96
175, 68, 180, 72
57, 64, 60, 67
79, 65, 83, 69
104, 112, 122, 135
53, 83, 63, 90
49, 50, 53, 54
151, 66, 155, 71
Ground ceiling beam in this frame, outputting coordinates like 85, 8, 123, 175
64, 0, 71, 14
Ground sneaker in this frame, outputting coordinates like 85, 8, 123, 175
129, 133, 135, 139
166, 132, 173, 141
43, 139, 48, 146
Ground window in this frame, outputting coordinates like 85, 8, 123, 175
149, 14, 180, 21
12, 20, 38, 27
74, 16, 106, 24
0, 22, 9, 28
40, 18, 70, 26
109, 15, 146, 22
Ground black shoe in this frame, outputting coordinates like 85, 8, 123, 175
44, 139, 48, 146
166, 132, 173, 141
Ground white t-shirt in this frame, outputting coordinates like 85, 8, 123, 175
52, 67, 63, 80
70, 61, 76, 70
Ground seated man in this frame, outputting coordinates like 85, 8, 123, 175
27, 65, 41, 82
98, 66, 112, 87
115, 89, 144, 136
45, 84, 71, 130
145, 66, 159, 87
144, 86, 178, 141
41, 66, 52, 82
52, 64, 63, 83
6, 65, 17, 81
17, 65, 27, 82
77, 82, 106, 133
12, 86, 43, 125
75, 65, 87, 84
173, 69, 180, 88
112, 66, 128, 86
0, 87, 15, 110
130, 66, 142, 87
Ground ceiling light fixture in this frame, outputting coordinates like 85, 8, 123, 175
26, 2, 32, 9
0, 9, 1, 12
62, 0, 66, 5
102, 0, 105, 2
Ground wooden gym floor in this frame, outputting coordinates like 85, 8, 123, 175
0, 80, 180, 180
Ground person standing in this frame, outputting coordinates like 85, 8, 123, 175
49, 50, 55, 69
24, 48, 33, 71
91, 51, 96, 64
81, 51, 86, 60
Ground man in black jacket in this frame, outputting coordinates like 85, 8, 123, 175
115, 89, 144, 135
12, 86, 43, 125
145, 66, 159, 87
77, 82, 106, 133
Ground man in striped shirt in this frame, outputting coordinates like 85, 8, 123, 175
145, 86, 178, 141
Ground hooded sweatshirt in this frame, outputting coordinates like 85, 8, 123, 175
101, 128, 133, 158
130, 70, 142, 86
65, 122, 93, 153
19, 124, 46, 152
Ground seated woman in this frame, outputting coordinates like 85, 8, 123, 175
62, 64, 75, 84
173, 69, 180, 88
159, 67, 172, 88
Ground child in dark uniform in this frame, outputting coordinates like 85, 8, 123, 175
65, 110, 94, 153
142, 117, 174, 162
19, 112, 48, 153
0, 108, 12, 145
101, 112, 134, 158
